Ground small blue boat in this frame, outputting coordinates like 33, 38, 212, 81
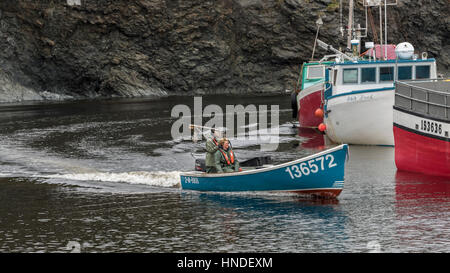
180, 144, 349, 198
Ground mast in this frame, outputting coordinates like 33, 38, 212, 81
384, 0, 388, 60
379, 4, 383, 60
347, 0, 354, 49
339, 0, 344, 36
311, 17, 323, 61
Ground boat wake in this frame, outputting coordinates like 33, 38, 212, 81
43, 171, 181, 189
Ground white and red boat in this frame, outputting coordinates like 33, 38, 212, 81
323, 54, 438, 146
292, 0, 437, 147
293, 61, 334, 128
393, 80, 450, 177
317, 1, 440, 146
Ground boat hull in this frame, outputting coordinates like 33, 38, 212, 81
180, 145, 348, 198
297, 83, 324, 128
393, 107, 450, 177
324, 88, 395, 145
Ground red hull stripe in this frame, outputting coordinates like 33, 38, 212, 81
394, 125, 450, 177
288, 189, 342, 198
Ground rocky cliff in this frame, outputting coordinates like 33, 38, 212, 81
0, 0, 448, 102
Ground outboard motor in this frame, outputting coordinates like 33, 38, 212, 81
195, 158, 206, 172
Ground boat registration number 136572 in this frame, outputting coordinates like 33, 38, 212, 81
285, 155, 337, 179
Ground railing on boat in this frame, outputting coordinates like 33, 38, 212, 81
395, 79, 450, 121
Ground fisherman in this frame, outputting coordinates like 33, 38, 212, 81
205, 128, 220, 173
214, 138, 240, 173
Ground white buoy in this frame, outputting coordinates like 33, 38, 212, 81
395, 42, 415, 60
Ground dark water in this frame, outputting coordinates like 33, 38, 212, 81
0, 95, 448, 253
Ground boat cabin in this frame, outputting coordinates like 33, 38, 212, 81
326, 58, 438, 98
299, 61, 334, 90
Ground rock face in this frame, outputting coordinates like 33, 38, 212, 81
0, 0, 448, 101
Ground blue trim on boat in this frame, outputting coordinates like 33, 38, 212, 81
324, 83, 333, 100
331, 58, 436, 66
180, 145, 349, 196
376, 144, 395, 147
327, 87, 395, 100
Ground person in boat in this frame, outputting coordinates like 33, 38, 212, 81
214, 138, 240, 173
205, 128, 220, 173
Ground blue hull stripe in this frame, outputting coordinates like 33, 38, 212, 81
327, 87, 395, 100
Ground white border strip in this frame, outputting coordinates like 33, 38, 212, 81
298, 82, 324, 99
394, 109, 450, 139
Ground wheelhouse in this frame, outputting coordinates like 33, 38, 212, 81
299, 61, 334, 90
327, 58, 437, 97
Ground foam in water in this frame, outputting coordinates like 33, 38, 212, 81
46, 171, 181, 188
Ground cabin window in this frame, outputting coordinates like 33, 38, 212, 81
398, 66, 412, 80
343, 68, 358, 84
307, 66, 324, 79
416, 65, 430, 79
379, 67, 394, 82
361, 68, 376, 83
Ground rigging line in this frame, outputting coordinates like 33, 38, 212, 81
339, 0, 343, 36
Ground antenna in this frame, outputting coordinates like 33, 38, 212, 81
344, 1, 371, 49
362, 1, 398, 60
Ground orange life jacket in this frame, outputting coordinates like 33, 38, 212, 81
220, 149, 235, 165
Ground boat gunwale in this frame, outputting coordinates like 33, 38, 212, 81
396, 80, 450, 96
180, 144, 347, 178
298, 81, 324, 98
393, 105, 450, 126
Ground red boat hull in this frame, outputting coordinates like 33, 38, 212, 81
290, 189, 342, 198
298, 88, 323, 128
394, 125, 450, 178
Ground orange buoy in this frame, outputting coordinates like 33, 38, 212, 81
314, 108, 324, 118
318, 123, 327, 132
